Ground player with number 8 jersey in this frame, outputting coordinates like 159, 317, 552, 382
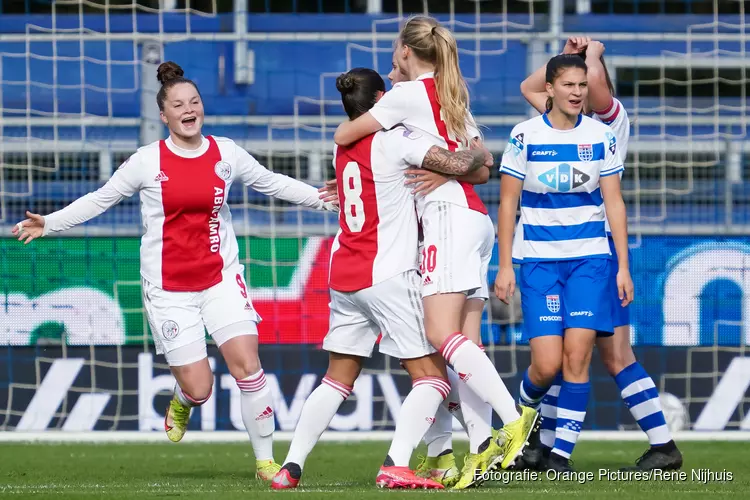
334, 16, 540, 489
272, 68, 493, 491
12, 61, 336, 482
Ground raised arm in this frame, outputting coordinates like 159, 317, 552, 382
521, 36, 592, 114
582, 41, 613, 113
519, 62, 548, 115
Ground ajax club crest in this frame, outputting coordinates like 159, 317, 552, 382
214, 161, 232, 180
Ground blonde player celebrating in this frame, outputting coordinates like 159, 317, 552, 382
496, 54, 634, 472
317, 57, 485, 488
12, 61, 336, 481
334, 15, 539, 487
517, 37, 682, 471
271, 68, 492, 490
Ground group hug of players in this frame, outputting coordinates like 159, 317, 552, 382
13, 14, 683, 491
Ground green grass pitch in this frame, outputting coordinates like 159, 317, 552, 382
0, 441, 745, 499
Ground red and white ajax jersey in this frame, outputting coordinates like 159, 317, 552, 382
104, 136, 323, 291
368, 72, 487, 217
329, 126, 434, 292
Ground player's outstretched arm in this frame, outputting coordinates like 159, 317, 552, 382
12, 181, 127, 244
238, 147, 336, 211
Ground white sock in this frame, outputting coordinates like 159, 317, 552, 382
174, 384, 211, 407
423, 368, 467, 456
440, 332, 520, 425
284, 376, 352, 470
458, 378, 493, 454
444, 367, 466, 430
387, 376, 450, 467
237, 369, 275, 462
424, 405, 454, 456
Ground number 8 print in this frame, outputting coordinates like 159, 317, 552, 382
342, 161, 365, 233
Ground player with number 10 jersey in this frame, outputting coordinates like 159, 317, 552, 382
334, 16, 540, 486
273, 68, 491, 490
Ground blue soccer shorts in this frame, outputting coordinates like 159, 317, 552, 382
520, 258, 614, 341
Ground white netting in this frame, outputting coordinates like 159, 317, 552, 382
629, 0, 747, 237
285, 1, 539, 428
625, 0, 749, 430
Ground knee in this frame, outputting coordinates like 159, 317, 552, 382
599, 331, 637, 377
228, 355, 261, 381
184, 376, 214, 403
403, 353, 446, 380
529, 360, 561, 387
601, 349, 635, 377
563, 350, 592, 379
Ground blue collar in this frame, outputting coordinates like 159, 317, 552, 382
543, 111, 582, 129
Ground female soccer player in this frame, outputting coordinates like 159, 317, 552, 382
334, 15, 539, 487
517, 37, 682, 471
496, 54, 634, 471
12, 61, 336, 481
272, 68, 492, 490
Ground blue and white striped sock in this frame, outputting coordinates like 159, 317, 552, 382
518, 369, 549, 409
615, 362, 671, 446
539, 373, 562, 450
552, 380, 590, 459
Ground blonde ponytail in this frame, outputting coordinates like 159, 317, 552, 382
400, 16, 471, 144
432, 26, 470, 143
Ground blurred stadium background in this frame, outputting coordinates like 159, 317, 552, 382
0, 0, 748, 437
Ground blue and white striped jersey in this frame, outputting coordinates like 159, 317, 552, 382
500, 113, 624, 261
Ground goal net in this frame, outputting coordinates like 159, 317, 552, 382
1, 0, 748, 436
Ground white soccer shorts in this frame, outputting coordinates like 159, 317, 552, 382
419, 201, 494, 300
323, 270, 435, 360
142, 265, 262, 366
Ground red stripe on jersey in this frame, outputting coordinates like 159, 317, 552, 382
329, 134, 380, 292
421, 78, 488, 215
594, 98, 615, 116
159, 136, 226, 291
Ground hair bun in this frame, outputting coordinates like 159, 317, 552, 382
336, 73, 355, 94
157, 61, 184, 85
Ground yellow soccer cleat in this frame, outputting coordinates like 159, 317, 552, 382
415, 453, 460, 487
479, 428, 506, 473
256, 459, 282, 481
453, 452, 485, 490
164, 397, 191, 443
498, 405, 541, 470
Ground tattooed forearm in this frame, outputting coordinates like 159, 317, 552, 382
421, 146, 485, 176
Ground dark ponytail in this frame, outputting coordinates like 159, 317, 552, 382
545, 54, 587, 112
336, 68, 386, 120
156, 61, 201, 111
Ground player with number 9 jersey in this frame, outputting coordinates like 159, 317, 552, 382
13, 61, 335, 481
